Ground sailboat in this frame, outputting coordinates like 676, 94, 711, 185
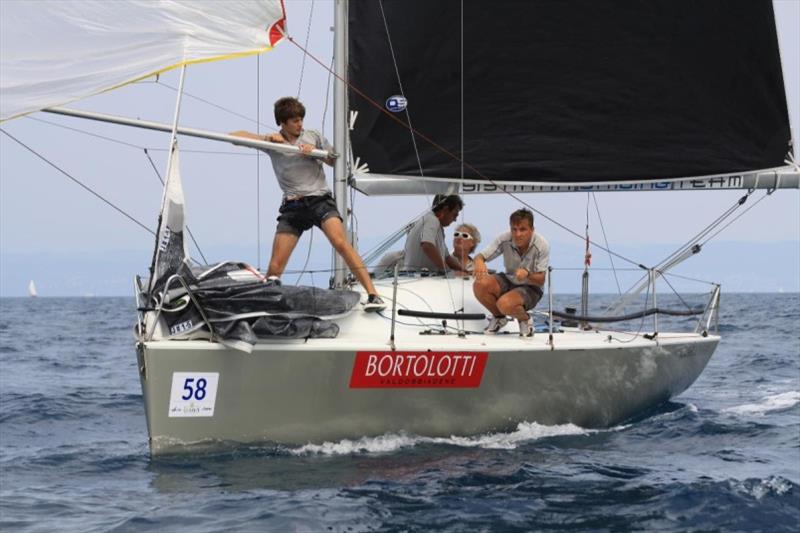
27, 280, 37, 298
2, 1, 796, 455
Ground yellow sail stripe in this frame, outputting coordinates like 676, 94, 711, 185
1, 46, 275, 123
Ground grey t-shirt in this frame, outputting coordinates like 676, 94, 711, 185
477, 231, 550, 286
266, 129, 332, 198
403, 211, 447, 271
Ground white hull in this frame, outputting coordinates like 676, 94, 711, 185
136, 278, 719, 455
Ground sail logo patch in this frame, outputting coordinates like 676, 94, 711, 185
385, 95, 407, 113
350, 351, 488, 388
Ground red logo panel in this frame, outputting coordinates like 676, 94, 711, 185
350, 351, 488, 388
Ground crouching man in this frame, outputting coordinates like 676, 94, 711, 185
472, 208, 550, 337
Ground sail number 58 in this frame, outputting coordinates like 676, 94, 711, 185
181, 377, 207, 400
168, 372, 219, 417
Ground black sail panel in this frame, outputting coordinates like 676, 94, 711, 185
348, 0, 792, 184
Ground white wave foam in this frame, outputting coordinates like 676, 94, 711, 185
289, 422, 599, 456
723, 391, 800, 416
289, 433, 422, 456
734, 476, 794, 500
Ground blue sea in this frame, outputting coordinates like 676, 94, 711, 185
1, 294, 798, 532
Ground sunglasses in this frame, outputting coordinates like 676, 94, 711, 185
453, 232, 473, 239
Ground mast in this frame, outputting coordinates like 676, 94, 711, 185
332, 0, 349, 289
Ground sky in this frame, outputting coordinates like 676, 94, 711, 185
1, 0, 798, 296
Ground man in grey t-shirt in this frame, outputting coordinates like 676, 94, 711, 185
231, 97, 385, 311
473, 208, 550, 337
403, 194, 467, 273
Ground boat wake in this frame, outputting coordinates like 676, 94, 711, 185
288, 421, 607, 456
722, 391, 800, 416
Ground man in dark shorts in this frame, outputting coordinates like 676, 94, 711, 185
231, 97, 385, 311
472, 208, 550, 337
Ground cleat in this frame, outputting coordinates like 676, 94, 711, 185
484, 316, 508, 334
518, 318, 534, 338
363, 294, 386, 312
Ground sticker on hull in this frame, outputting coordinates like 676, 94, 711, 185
350, 351, 488, 388
168, 372, 219, 417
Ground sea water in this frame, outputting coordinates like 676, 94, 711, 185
0, 294, 797, 532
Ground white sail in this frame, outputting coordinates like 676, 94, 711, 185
0, 0, 286, 121
27, 280, 37, 297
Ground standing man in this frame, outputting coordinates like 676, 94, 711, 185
403, 194, 467, 273
231, 96, 385, 312
473, 208, 549, 337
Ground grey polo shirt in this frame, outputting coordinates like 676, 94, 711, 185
403, 211, 447, 271
477, 231, 550, 286
266, 129, 332, 198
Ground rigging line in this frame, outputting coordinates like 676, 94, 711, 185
28, 114, 252, 156
257, 55, 262, 271
378, 0, 425, 179
296, 229, 315, 286
1, 128, 154, 235
25, 116, 144, 149
660, 271, 716, 285
155, 79, 279, 133
145, 148, 256, 155
320, 54, 334, 280
378, 1, 459, 316
610, 192, 754, 308
321, 55, 335, 137
459, 0, 465, 331
143, 149, 208, 264
584, 191, 590, 268
591, 193, 623, 297
608, 281, 652, 343
460, 0, 464, 182
656, 193, 748, 270
296, 0, 315, 98
285, 35, 643, 268
700, 192, 769, 246
659, 271, 695, 313
552, 267, 649, 272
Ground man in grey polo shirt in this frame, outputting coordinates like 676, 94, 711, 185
403, 194, 467, 273
473, 208, 550, 337
231, 97, 385, 312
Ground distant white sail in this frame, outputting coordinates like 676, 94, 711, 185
28, 280, 37, 297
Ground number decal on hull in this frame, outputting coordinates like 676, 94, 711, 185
168, 372, 219, 417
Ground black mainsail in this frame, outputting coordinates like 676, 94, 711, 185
348, 0, 792, 186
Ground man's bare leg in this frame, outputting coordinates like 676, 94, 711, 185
496, 291, 529, 322
473, 275, 503, 316
267, 232, 300, 278
320, 217, 378, 295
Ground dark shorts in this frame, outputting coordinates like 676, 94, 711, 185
494, 273, 544, 310
276, 193, 342, 236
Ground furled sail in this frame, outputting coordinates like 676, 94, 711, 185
348, 0, 794, 189
0, 0, 286, 121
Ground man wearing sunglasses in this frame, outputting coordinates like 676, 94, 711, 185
472, 208, 550, 338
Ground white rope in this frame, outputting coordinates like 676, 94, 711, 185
591, 193, 623, 297
256, 55, 261, 271
296, 0, 315, 98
